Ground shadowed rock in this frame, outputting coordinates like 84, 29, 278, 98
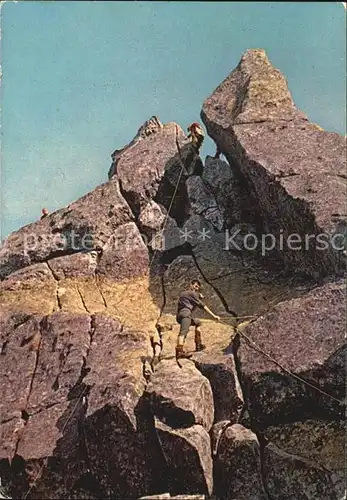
263, 442, 344, 500
264, 419, 345, 473
214, 423, 268, 500
186, 176, 224, 231
159, 254, 226, 319
210, 420, 230, 456
263, 419, 345, 499
202, 155, 258, 228
192, 352, 244, 423
183, 216, 303, 317
155, 419, 213, 497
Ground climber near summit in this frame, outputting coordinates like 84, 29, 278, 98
176, 279, 220, 359
187, 122, 205, 152
40, 208, 49, 220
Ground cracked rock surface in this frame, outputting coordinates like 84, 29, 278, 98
202, 48, 346, 279
0, 49, 346, 499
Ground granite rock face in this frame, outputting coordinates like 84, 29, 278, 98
146, 360, 214, 431
0, 49, 346, 499
192, 352, 244, 423
263, 442, 344, 500
214, 424, 268, 500
263, 420, 345, 500
109, 118, 203, 225
202, 48, 346, 278
237, 279, 346, 428
155, 419, 213, 497
0, 180, 146, 281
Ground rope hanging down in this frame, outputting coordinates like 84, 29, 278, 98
224, 318, 343, 405
114, 124, 187, 309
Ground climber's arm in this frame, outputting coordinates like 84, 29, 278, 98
202, 304, 220, 321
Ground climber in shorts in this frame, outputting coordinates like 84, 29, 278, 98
187, 122, 205, 152
176, 279, 220, 359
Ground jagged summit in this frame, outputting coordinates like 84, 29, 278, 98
109, 115, 164, 178
202, 48, 308, 126
0, 49, 345, 499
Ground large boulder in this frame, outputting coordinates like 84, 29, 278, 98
47, 251, 99, 280
96, 221, 149, 280
202, 48, 346, 278
263, 442, 344, 500
263, 420, 345, 499
192, 352, 244, 424
109, 117, 203, 224
109, 116, 165, 177
146, 360, 214, 431
237, 280, 346, 428
214, 424, 268, 500
155, 419, 213, 497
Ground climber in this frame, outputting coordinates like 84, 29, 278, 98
176, 279, 220, 359
187, 122, 205, 152
40, 208, 49, 220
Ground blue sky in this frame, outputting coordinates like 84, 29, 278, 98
1, 1, 346, 239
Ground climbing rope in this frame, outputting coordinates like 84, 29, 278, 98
219, 316, 343, 405
114, 124, 187, 309
219, 314, 257, 321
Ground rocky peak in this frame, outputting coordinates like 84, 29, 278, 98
109, 116, 165, 178
136, 115, 164, 138
202, 48, 308, 126
202, 48, 346, 279
0, 49, 345, 500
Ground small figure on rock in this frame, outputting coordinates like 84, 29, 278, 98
176, 278, 220, 359
40, 208, 49, 220
187, 122, 205, 152
150, 323, 164, 371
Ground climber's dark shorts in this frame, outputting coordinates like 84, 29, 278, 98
192, 134, 204, 151
176, 309, 202, 339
